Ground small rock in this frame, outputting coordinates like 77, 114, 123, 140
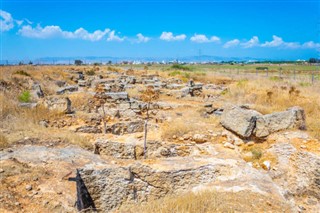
262, 161, 271, 170
246, 141, 255, 146
25, 185, 32, 191
183, 135, 190, 140
172, 135, 177, 139
306, 197, 318, 205
243, 152, 253, 160
193, 134, 208, 143
178, 137, 184, 141
234, 140, 244, 146
300, 145, 307, 149
224, 142, 235, 149
15, 202, 20, 206
0, 169, 4, 173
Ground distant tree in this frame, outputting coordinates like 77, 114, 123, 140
93, 62, 102, 66
107, 60, 112, 65
18, 61, 24, 66
140, 86, 160, 159
28, 61, 33, 65
74, 60, 83, 66
309, 58, 318, 64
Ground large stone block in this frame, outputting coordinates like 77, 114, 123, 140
220, 105, 262, 138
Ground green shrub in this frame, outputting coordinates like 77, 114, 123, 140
170, 64, 192, 71
14, 70, 31, 77
18, 91, 31, 103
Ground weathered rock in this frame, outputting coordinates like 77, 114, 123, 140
104, 92, 129, 101
76, 125, 102, 134
94, 140, 137, 159
55, 80, 66, 87
25, 185, 32, 191
254, 107, 306, 138
192, 134, 208, 143
18, 102, 38, 108
221, 105, 262, 138
78, 80, 89, 87
167, 84, 185, 90
39, 120, 49, 128
43, 97, 72, 114
268, 142, 320, 200
91, 79, 115, 88
224, 142, 235, 149
78, 156, 287, 212
56, 85, 78, 95
105, 121, 144, 135
31, 83, 44, 99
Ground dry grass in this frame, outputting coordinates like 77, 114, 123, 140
225, 78, 320, 139
0, 133, 9, 149
120, 190, 291, 213
126, 86, 145, 99
161, 108, 220, 139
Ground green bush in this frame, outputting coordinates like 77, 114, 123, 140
170, 64, 192, 71
18, 91, 31, 103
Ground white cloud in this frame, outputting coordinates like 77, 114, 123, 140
25, 19, 33, 25
136, 33, 150, 43
190, 34, 220, 43
241, 36, 259, 48
302, 41, 320, 49
223, 39, 240, 48
160, 32, 186, 41
261, 35, 284, 47
71, 28, 110, 41
15, 20, 23, 26
18, 24, 110, 41
210, 36, 220, 42
0, 10, 14, 32
261, 35, 302, 49
106, 30, 125, 42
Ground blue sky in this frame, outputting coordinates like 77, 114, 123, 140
1, 0, 319, 61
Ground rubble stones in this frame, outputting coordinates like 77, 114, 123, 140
56, 85, 78, 95
31, 83, 44, 99
75, 125, 102, 134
